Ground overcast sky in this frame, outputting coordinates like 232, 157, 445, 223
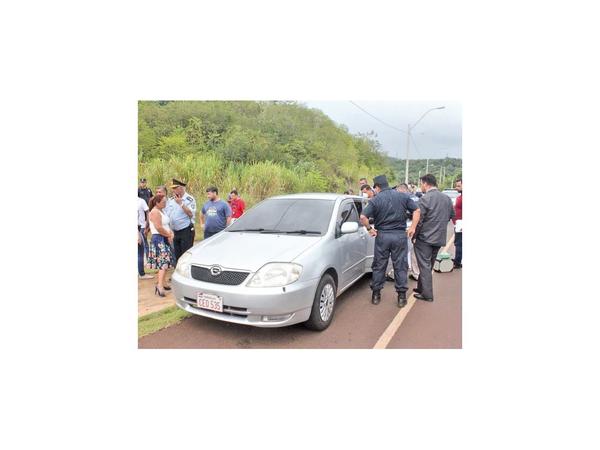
302, 101, 462, 160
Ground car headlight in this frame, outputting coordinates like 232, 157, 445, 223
175, 251, 193, 278
247, 263, 303, 288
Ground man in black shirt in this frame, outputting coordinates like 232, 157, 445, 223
360, 175, 420, 308
138, 178, 153, 205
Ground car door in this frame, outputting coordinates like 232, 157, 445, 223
357, 198, 375, 271
336, 200, 367, 288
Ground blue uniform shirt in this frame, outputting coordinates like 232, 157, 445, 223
165, 193, 196, 231
362, 188, 418, 231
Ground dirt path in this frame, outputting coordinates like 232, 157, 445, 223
138, 269, 175, 316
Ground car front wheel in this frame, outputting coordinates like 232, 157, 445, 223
304, 274, 336, 331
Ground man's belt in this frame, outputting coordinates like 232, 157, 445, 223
173, 224, 194, 233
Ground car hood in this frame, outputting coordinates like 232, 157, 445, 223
188, 231, 323, 272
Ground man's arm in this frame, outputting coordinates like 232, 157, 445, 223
225, 203, 232, 226
360, 214, 377, 237
180, 197, 196, 219
200, 205, 206, 228
407, 209, 421, 238
360, 201, 377, 236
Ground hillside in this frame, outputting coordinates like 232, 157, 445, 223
138, 101, 396, 205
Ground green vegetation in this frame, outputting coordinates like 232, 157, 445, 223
138, 101, 394, 206
138, 305, 191, 338
388, 157, 462, 190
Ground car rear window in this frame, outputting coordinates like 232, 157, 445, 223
227, 199, 335, 235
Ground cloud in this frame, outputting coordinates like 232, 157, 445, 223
303, 101, 462, 159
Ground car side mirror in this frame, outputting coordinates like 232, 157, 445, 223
340, 222, 359, 234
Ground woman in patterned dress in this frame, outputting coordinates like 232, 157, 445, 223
147, 193, 175, 296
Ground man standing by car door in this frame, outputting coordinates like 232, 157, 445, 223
360, 175, 419, 308
408, 174, 455, 302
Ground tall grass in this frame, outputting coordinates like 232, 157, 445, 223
138, 152, 347, 207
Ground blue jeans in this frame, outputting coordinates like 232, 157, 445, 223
454, 232, 462, 265
141, 228, 149, 255
138, 230, 146, 276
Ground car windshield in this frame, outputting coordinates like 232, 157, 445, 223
227, 198, 335, 235
443, 190, 459, 198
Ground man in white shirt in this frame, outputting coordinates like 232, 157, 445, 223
137, 197, 153, 279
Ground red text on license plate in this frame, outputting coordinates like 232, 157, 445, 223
196, 293, 223, 312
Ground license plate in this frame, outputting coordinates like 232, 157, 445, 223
196, 292, 223, 313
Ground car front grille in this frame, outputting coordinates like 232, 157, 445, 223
190, 265, 250, 285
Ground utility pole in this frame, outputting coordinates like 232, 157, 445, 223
404, 106, 445, 184
439, 166, 443, 187
426, 158, 429, 174
404, 124, 410, 184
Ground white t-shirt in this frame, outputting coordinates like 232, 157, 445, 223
138, 197, 149, 228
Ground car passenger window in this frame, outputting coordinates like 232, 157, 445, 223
339, 202, 358, 224
354, 200, 363, 215
338, 202, 353, 223
346, 205, 359, 223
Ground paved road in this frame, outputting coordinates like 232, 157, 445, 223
138, 255, 461, 349
139, 221, 460, 349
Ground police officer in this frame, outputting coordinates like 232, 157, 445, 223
138, 178, 153, 205
165, 178, 197, 261
360, 175, 420, 308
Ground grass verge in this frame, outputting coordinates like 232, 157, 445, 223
138, 305, 192, 338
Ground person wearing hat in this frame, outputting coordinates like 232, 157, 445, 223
360, 174, 419, 308
165, 178, 197, 261
138, 178, 153, 206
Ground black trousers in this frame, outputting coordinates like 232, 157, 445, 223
370, 230, 408, 293
454, 231, 462, 265
173, 225, 194, 261
414, 239, 441, 299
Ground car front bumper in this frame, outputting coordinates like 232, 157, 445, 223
171, 271, 319, 327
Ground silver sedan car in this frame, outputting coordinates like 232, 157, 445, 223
172, 193, 375, 330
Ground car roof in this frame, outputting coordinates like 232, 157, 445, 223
268, 193, 363, 201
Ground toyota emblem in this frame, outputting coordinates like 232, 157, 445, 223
210, 265, 222, 276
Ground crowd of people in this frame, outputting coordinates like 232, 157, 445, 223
356, 173, 462, 308
137, 178, 245, 296
137, 173, 462, 305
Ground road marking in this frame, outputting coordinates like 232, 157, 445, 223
373, 294, 417, 349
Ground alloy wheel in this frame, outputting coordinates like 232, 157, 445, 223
319, 283, 335, 322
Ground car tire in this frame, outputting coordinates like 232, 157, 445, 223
304, 274, 336, 331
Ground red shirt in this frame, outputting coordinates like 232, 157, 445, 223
230, 197, 245, 219
453, 193, 462, 223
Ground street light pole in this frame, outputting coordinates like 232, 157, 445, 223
404, 123, 411, 184
403, 106, 445, 184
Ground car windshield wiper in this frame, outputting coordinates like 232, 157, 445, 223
283, 230, 322, 235
230, 228, 321, 235
250, 229, 322, 235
